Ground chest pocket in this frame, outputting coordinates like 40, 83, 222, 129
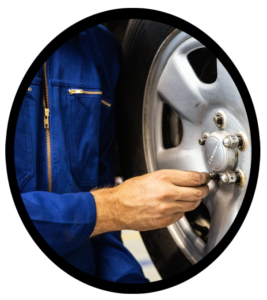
67, 88, 102, 188
14, 94, 34, 190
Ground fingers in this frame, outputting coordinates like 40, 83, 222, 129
172, 199, 202, 213
159, 199, 202, 227
156, 170, 210, 187
158, 199, 202, 216
167, 184, 209, 201
156, 212, 185, 228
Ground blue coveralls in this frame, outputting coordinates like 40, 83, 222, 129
14, 25, 149, 283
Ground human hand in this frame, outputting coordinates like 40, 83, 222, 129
90, 170, 209, 236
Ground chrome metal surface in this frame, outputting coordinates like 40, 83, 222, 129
204, 131, 237, 172
219, 171, 237, 184
223, 135, 240, 149
143, 29, 251, 263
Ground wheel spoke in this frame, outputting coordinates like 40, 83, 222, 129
158, 44, 206, 123
193, 59, 248, 121
157, 37, 216, 124
215, 60, 248, 123
157, 37, 248, 126
205, 184, 239, 253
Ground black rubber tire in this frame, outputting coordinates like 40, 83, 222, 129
116, 20, 193, 279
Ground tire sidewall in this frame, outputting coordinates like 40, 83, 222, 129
116, 20, 193, 278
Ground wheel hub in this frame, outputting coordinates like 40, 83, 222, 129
204, 131, 237, 172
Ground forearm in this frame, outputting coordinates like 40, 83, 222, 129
90, 186, 124, 237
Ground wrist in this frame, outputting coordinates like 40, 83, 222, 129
90, 186, 124, 237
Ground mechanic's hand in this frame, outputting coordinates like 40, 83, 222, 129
90, 170, 210, 237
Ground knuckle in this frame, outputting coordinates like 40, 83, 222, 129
195, 189, 203, 199
158, 204, 168, 215
191, 172, 201, 186
156, 170, 168, 181
175, 189, 181, 199
159, 171, 166, 181
157, 191, 166, 201
157, 187, 169, 201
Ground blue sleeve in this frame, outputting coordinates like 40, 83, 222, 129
22, 191, 96, 256
91, 232, 149, 283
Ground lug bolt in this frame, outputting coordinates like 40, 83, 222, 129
198, 133, 209, 146
213, 113, 224, 128
223, 134, 244, 149
198, 138, 206, 145
213, 116, 222, 124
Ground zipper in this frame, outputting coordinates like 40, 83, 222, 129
28, 87, 32, 92
43, 62, 52, 192
69, 89, 102, 95
69, 89, 111, 107
44, 108, 50, 129
101, 100, 111, 107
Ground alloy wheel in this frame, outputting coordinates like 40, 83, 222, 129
143, 29, 251, 264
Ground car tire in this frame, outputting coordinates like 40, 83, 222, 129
116, 19, 193, 278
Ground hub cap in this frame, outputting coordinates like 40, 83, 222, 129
205, 131, 237, 172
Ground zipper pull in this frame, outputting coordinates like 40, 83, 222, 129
44, 108, 50, 129
28, 87, 32, 92
101, 100, 111, 107
69, 89, 83, 95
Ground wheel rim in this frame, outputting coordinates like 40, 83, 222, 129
143, 29, 251, 264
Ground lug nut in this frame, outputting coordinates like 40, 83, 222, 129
219, 171, 237, 184
223, 135, 239, 148
223, 134, 244, 149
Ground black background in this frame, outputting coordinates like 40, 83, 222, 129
4, 4, 258, 299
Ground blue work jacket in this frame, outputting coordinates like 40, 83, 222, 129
14, 25, 149, 283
